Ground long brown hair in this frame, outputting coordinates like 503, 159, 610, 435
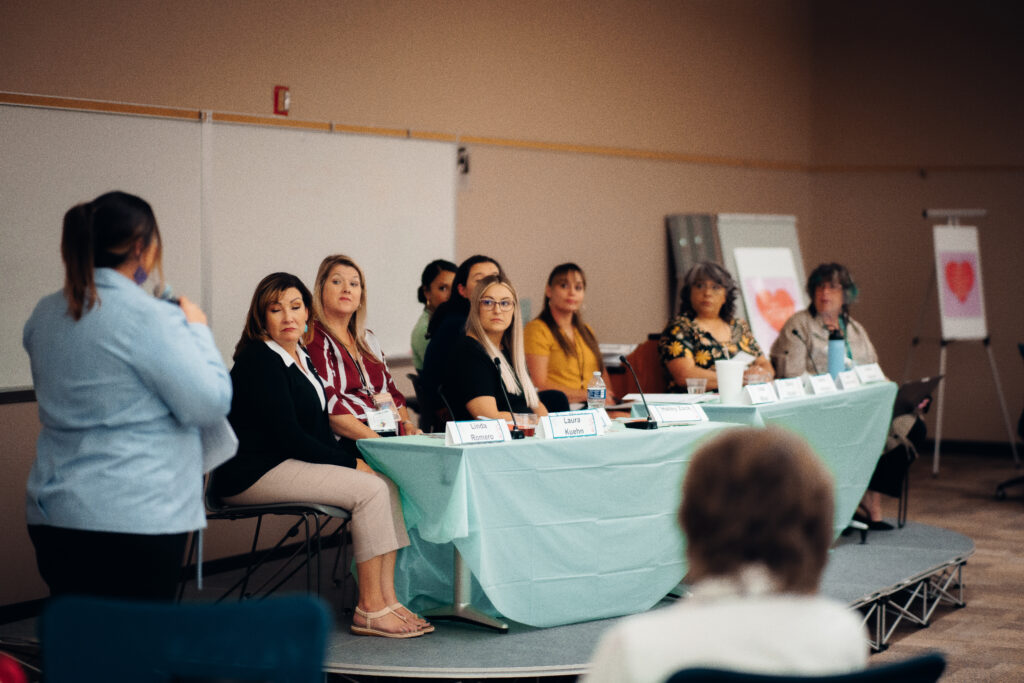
537, 263, 604, 372
234, 272, 314, 360
312, 254, 378, 362
61, 191, 163, 320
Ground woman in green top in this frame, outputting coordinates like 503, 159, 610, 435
410, 259, 455, 370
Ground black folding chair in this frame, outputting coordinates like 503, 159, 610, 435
179, 477, 351, 603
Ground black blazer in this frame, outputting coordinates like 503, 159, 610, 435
212, 340, 358, 499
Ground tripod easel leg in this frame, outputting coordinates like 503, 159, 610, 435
984, 339, 1021, 467
932, 344, 948, 475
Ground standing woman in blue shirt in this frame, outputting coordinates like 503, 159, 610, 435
22, 191, 232, 601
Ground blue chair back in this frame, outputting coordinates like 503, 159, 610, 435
41, 594, 331, 682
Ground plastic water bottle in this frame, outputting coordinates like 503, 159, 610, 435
827, 328, 845, 379
586, 371, 607, 411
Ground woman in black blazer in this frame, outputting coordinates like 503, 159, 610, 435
212, 272, 430, 639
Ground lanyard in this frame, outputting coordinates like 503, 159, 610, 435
338, 338, 372, 394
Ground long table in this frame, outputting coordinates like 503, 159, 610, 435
359, 381, 896, 628
638, 381, 898, 539
358, 421, 730, 628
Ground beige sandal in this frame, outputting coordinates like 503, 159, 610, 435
350, 605, 424, 638
389, 602, 435, 633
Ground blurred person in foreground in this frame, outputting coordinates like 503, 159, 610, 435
583, 427, 867, 682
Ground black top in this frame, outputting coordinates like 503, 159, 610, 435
212, 341, 358, 499
443, 335, 530, 420
419, 311, 467, 410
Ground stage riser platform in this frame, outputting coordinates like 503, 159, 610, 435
0, 522, 973, 681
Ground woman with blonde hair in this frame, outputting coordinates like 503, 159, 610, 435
307, 254, 420, 439
444, 274, 548, 421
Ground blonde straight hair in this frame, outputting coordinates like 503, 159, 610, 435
312, 254, 379, 363
465, 274, 541, 410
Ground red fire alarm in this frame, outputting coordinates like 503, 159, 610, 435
273, 86, 290, 116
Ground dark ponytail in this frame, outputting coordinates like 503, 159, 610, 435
61, 191, 160, 320
61, 202, 98, 320
417, 259, 457, 304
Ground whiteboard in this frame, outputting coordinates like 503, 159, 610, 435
0, 103, 456, 392
0, 105, 202, 390
206, 123, 456, 365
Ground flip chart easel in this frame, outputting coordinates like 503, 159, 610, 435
902, 209, 1020, 475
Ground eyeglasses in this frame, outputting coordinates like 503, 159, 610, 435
480, 298, 514, 312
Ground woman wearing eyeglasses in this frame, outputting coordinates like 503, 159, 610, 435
658, 262, 773, 391
443, 274, 548, 422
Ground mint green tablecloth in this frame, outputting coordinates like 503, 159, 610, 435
358, 421, 731, 628
636, 382, 899, 539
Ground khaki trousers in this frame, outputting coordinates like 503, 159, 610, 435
223, 459, 409, 563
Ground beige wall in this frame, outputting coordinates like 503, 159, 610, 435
2, 0, 1021, 606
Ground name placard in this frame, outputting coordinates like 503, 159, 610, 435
854, 363, 886, 384
366, 407, 398, 434
837, 370, 862, 390
743, 383, 777, 405
538, 410, 601, 440
648, 403, 708, 426
445, 419, 512, 446
774, 377, 806, 400
806, 373, 838, 395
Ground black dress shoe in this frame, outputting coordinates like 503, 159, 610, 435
853, 512, 894, 531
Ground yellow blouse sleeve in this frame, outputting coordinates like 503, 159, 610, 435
524, 319, 554, 357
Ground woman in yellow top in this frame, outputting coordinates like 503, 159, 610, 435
525, 263, 615, 407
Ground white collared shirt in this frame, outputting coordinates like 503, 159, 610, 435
264, 339, 326, 410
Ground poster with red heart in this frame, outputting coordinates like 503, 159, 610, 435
734, 247, 805, 352
933, 225, 988, 340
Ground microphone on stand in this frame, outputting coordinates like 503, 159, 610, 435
618, 355, 658, 430
493, 357, 525, 439
436, 384, 456, 432
791, 329, 822, 375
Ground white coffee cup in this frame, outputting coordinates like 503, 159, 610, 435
715, 359, 746, 404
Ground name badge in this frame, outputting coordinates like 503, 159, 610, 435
837, 370, 862, 390
445, 419, 512, 446
807, 373, 838, 395
366, 408, 398, 433
648, 404, 708, 426
854, 363, 886, 383
774, 377, 806, 400
538, 410, 601, 439
744, 383, 777, 404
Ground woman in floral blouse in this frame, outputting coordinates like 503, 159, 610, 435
658, 262, 773, 392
